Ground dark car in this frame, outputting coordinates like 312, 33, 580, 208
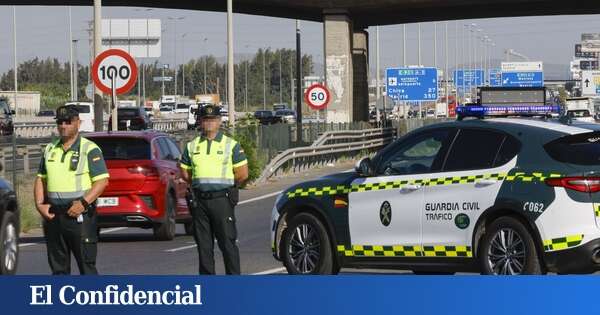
36, 110, 55, 117
254, 110, 282, 125
108, 107, 153, 131
0, 162, 19, 274
0, 101, 14, 136
87, 131, 192, 240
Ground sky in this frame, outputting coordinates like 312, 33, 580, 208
0, 5, 599, 78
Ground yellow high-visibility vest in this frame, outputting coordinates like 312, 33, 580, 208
186, 134, 239, 188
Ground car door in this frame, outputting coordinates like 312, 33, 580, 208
154, 137, 187, 215
348, 128, 455, 252
164, 137, 189, 214
422, 128, 521, 255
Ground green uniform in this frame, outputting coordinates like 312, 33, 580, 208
37, 136, 109, 275
180, 131, 247, 275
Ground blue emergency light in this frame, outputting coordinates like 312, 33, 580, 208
456, 104, 561, 120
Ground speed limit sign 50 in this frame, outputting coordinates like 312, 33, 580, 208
305, 83, 331, 110
92, 49, 138, 95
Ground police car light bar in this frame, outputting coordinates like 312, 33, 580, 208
456, 104, 560, 119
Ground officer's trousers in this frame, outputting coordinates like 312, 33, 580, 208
43, 208, 98, 275
191, 195, 240, 275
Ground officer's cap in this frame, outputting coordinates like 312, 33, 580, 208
55, 105, 80, 120
198, 104, 222, 118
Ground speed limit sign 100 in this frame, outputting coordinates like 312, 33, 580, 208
305, 84, 331, 110
92, 49, 138, 95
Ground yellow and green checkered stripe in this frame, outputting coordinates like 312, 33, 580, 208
595, 205, 600, 218
287, 171, 562, 199
337, 245, 472, 258
543, 234, 584, 251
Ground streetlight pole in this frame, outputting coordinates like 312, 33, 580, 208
418, 23, 422, 66
245, 61, 248, 113
263, 49, 266, 110
69, 6, 74, 101
226, 0, 235, 126
12, 6, 17, 189
403, 24, 406, 66
376, 26, 380, 108
434, 22, 437, 68
181, 33, 187, 96
93, 0, 104, 131
72, 39, 78, 101
168, 16, 184, 96
445, 21, 449, 118
279, 50, 282, 104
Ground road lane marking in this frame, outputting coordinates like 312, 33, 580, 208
165, 191, 281, 253
165, 244, 197, 253
251, 267, 286, 275
100, 227, 129, 234
238, 191, 282, 205
19, 242, 44, 247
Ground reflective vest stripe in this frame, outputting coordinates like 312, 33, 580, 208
192, 178, 235, 186
74, 141, 92, 192
47, 191, 86, 199
221, 137, 233, 179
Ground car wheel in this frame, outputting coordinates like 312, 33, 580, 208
479, 216, 542, 275
281, 213, 334, 275
184, 221, 194, 236
0, 211, 19, 275
154, 194, 177, 241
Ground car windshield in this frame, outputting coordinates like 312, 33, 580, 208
118, 108, 139, 117
568, 110, 591, 117
91, 137, 151, 160
276, 110, 294, 116
74, 105, 90, 113
255, 111, 272, 117
160, 107, 172, 111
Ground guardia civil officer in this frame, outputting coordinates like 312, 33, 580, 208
34, 105, 109, 275
180, 104, 249, 275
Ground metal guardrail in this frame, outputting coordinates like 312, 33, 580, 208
311, 128, 394, 147
14, 118, 188, 138
256, 128, 395, 183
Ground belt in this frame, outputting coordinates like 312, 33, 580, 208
193, 189, 230, 200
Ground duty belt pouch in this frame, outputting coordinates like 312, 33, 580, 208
227, 187, 239, 207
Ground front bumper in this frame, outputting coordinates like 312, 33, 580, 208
544, 238, 600, 274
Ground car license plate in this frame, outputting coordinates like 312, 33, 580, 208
97, 197, 119, 207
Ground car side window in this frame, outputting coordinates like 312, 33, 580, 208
165, 138, 182, 160
493, 135, 521, 167
156, 138, 172, 161
443, 128, 506, 172
376, 129, 452, 176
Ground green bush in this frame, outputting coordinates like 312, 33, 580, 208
233, 124, 263, 184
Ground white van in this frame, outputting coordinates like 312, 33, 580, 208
187, 104, 199, 129
65, 102, 94, 132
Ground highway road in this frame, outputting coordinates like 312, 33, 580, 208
18, 161, 407, 275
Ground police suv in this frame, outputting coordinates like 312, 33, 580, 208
270, 104, 600, 275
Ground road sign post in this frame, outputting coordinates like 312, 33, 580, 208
92, 48, 138, 131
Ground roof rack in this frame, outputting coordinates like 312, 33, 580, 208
456, 104, 561, 121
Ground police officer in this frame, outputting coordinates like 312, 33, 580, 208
33, 105, 109, 275
180, 104, 248, 275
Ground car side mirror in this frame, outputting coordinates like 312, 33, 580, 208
355, 157, 374, 177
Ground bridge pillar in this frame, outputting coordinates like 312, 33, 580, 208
324, 11, 367, 123
324, 12, 353, 123
352, 28, 369, 122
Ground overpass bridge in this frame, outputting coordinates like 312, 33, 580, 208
2, 0, 599, 122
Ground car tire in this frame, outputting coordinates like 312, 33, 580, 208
0, 211, 19, 275
479, 216, 542, 275
184, 221, 194, 236
281, 212, 334, 275
153, 194, 177, 241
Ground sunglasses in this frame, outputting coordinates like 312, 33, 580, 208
56, 119, 73, 125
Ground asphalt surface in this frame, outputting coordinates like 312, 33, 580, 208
17, 161, 376, 275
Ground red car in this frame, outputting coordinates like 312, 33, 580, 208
86, 131, 192, 240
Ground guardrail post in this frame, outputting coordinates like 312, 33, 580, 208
0, 148, 4, 178
21, 146, 29, 174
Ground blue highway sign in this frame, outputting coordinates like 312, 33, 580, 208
501, 71, 543, 87
453, 70, 484, 87
489, 69, 502, 87
386, 67, 438, 101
